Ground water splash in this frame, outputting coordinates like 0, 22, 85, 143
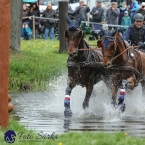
11, 72, 145, 137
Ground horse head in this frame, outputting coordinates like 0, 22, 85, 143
97, 29, 118, 67
65, 16, 83, 57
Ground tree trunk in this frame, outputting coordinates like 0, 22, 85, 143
59, 1, 68, 53
10, 0, 23, 51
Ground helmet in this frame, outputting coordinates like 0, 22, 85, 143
133, 13, 144, 21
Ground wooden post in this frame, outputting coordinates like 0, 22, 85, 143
33, 15, 36, 40
59, 1, 68, 53
0, 0, 10, 128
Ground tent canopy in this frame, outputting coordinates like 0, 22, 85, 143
23, 0, 38, 2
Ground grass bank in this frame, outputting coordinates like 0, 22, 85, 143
0, 119, 145, 145
9, 39, 68, 93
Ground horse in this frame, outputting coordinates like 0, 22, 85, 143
97, 32, 145, 111
64, 16, 110, 117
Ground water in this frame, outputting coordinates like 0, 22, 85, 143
11, 73, 145, 137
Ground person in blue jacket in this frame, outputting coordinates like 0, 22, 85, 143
129, 0, 139, 23
123, 13, 145, 52
21, 23, 32, 40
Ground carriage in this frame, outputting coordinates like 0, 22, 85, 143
64, 16, 145, 117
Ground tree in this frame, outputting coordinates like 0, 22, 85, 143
10, 0, 23, 51
59, 1, 68, 53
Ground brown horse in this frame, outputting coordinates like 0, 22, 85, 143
64, 17, 110, 117
97, 32, 145, 110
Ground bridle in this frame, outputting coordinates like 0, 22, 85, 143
101, 36, 117, 59
68, 41, 79, 48
67, 32, 83, 54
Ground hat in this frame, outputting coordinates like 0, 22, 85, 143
124, 11, 128, 14
25, 3, 30, 7
96, 0, 102, 2
111, 2, 116, 5
142, 2, 145, 5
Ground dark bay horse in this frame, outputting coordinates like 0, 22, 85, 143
97, 32, 145, 110
64, 17, 109, 117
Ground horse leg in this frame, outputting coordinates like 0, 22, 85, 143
111, 84, 118, 107
141, 80, 145, 97
64, 78, 76, 117
83, 84, 93, 110
117, 80, 127, 112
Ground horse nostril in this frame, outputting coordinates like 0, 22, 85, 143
69, 54, 73, 57
69, 52, 76, 57
72, 52, 76, 55
107, 63, 110, 68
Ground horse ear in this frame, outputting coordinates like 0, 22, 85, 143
97, 40, 102, 48
66, 15, 72, 25
65, 30, 68, 38
111, 28, 118, 37
115, 32, 122, 39
79, 30, 83, 38
100, 27, 106, 36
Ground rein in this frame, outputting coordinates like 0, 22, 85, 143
67, 41, 103, 67
108, 44, 144, 80
111, 45, 139, 62
78, 48, 102, 51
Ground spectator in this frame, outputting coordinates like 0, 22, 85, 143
129, 0, 139, 23
74, 0, 90, 22
25, 3, 30, 10
28, 3, 40, 38
21, 23, 32, 40
90, 0, 105, 26
121, 11, 131, 34
106, 2, 120, 30
136, 2, 145, 17
22, 4, 29, 26
42, 4, 56, 40
119, 2, 128, 25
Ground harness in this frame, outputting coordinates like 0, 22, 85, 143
67, 32, 103, 69
67, 42, 103, 69
108, 43, 145, 81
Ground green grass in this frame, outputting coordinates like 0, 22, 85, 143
0, 119, 145, 145
9, 39, 68, 93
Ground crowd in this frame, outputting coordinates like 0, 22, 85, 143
22, 0, 145, 44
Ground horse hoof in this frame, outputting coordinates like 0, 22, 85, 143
64, 108, 72, 118
118, 103, 126, 113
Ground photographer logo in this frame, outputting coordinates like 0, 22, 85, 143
4, 130, 16, 144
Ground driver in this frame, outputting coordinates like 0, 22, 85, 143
123, 13, 145, 52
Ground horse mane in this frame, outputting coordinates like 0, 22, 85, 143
115, 32, 126, 50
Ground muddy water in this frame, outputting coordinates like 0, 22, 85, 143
11, 73, 145, 137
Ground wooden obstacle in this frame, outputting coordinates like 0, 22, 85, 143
0, 0, 13, 128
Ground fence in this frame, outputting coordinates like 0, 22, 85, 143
23, 15, 129, 40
